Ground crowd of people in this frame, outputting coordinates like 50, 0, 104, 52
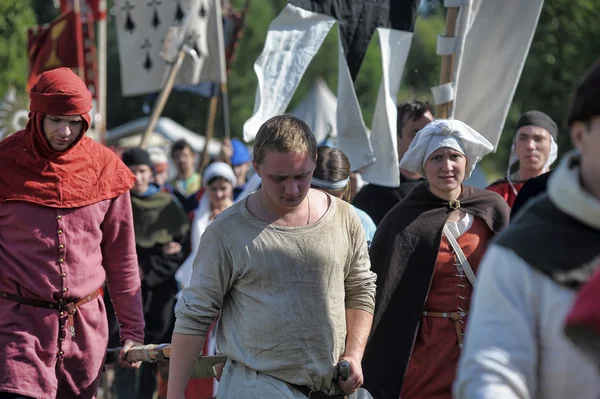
0, 60, 598, 399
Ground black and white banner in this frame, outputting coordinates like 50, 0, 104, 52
244, 0, 419, 186
115, 0, 226, 97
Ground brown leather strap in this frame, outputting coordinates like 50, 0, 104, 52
0, 288, 101, 337
422, 310, 469, 347
289, 383, 349, 398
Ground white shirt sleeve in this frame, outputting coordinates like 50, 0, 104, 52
453, 244, 539, 399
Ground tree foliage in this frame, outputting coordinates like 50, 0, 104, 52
0, 0, 36, 95
507, 0, 600, 168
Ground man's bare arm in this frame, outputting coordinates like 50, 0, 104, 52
339, 308, 373, 393
166, 332, 207, 399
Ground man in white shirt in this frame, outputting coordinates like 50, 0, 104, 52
167, 115, 377, 399
454, 61, 600, 399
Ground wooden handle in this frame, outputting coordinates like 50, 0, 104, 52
436, 7, 460, 119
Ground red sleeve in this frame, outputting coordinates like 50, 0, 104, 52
486, 182, 522, 208
486, 183, 510, 201
101, 192, 145, 344
566, 267, 600, 334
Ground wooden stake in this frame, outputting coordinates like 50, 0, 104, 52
138, 47, 187, 149
198, 84, 222, 173
97, 0, 107, 145
436, 7, 459, 119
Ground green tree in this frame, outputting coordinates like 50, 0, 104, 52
484, 0, 600, 177
0, 0, 36, 95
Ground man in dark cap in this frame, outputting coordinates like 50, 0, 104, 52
112, 148, 190, 399
487, 110, 559, 207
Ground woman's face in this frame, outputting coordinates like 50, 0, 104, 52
208, 178, 233, 207
424, 147, 467, 197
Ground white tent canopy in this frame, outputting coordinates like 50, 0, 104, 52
289, 77, 338, 144
106, 116, 222, 156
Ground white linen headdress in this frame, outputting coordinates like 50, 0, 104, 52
175, 162, 236, 289
203, 162, 237, 188
399, 119, 494, 179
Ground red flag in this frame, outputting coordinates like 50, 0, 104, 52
27, 11, 85, 91
59, 0, 105, 21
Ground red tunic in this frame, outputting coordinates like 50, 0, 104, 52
400, 218, 493, 399
486, 180, 525, 208
0, 194, 144, 399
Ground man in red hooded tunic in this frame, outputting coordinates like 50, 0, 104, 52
0, 68, 145, 399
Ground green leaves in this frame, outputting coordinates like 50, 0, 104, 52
0, 0, 35, 95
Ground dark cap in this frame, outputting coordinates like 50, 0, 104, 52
516, 111, 558, 140
122, 148, 153, 169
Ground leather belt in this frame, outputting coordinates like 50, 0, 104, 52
0, 289, 101, 337
290, 384, 349, 398
422, 310, 469, 348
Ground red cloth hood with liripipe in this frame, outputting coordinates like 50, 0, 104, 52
0, 68, 135, 208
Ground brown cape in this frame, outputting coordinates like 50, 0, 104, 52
362, 182, 509, 399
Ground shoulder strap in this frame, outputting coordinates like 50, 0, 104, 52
442, 224, 477, 287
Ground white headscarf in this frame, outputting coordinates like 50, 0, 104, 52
175, 162, 236, 289
400, 119, 494, 179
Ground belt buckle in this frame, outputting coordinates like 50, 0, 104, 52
58, 302, 77, 314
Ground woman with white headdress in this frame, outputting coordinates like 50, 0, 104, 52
175, 161, 236, 399
362, 120, 510, 399
176, 162, 237, 289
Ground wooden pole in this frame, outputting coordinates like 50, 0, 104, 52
138, 48, 187, 149
436, 7, 460, 119
73, 0, 86, 82
198, 85, 221, 172
97, 0, 107, 145
220, 84, 230, 141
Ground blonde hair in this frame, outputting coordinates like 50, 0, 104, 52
253, 115, 317, 165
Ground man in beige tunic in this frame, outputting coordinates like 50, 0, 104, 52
167, 115, 376, 399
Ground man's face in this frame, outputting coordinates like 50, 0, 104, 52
129, 164, 153, 194
398, 111, 434, 161
42, 114, 84, 151
573, 116, 600, 195
514, 125, 552, 172
253, 150, 316, 210
172, 147, 196, 176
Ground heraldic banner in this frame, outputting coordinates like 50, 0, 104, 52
27, 10, 85, 90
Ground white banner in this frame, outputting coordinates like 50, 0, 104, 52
449, 0, 544, 148
115, 0, 225, 97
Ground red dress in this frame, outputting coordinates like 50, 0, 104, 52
400, 218, 493, 399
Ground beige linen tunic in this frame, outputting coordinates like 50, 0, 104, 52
175, 196, 376, 397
